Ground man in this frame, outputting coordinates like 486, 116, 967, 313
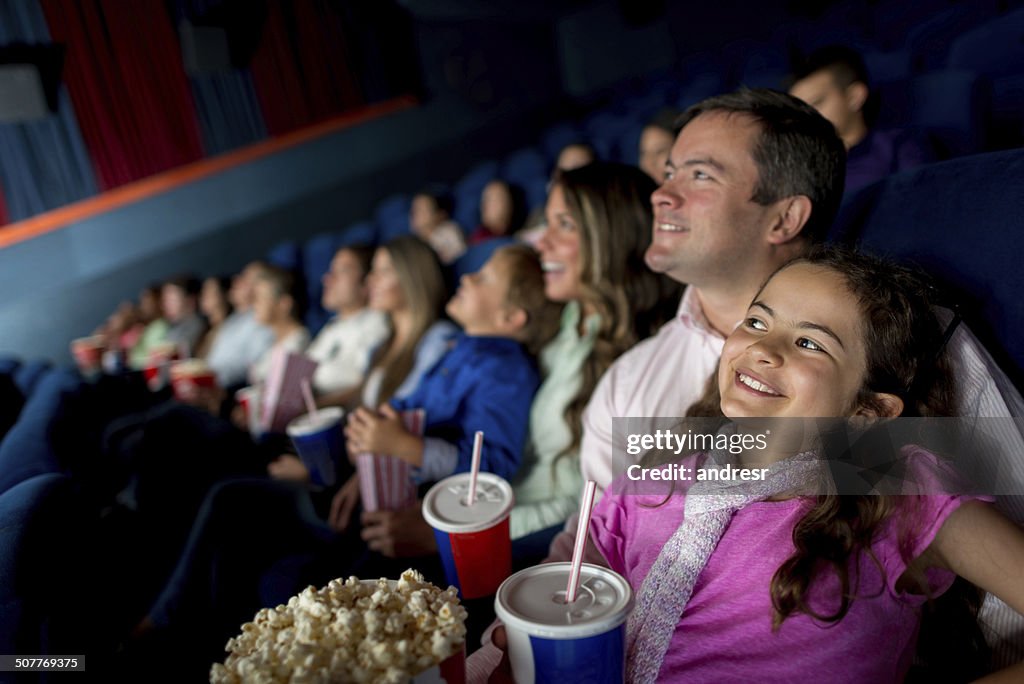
468, 88, 1023, 678
565, 87, 1024, 676
788, 45, 932, 195
305, 244, 390, 403
205, 261, 275, 389
580, 88, 844, 490
464, 94, 848, 679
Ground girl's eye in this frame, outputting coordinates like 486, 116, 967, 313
559, 219, 576, 232
797, 337, 823, 352
744, 317, 767, 331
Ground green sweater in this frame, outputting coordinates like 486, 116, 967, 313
510, 301, 597, 538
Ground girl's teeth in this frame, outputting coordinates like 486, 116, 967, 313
738, 373, 780, 396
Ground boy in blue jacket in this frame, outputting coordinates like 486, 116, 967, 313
345, 244, 560, 484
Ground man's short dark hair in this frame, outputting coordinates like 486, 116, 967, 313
675, 88, 846, 244
791, 45, 870, 90
337, 243, 375, 281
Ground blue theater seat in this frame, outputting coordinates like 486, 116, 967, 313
0, 473, 85, 657
0, 368, 81, 496
0, 371, 25, 442
540, 122, 584, 166
265, 240, 301, 272
374, 194, 412, 244
302, 231, 343, 336
0, 357, 19, 376
582, 110, 632, 160
836, 149, 1024, 389
13, 359, 52, 399
454, 160, 499, 235
948, 8, 1024, 146
338, 220, 377, 248
499, 148, 548, 211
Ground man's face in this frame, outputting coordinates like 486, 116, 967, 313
789, 70, 859, 141
646, 112, 779, 287
229, 263, 261, 311
321, 250, 367, 313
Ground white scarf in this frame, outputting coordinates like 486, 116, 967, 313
625, 447, 821, 683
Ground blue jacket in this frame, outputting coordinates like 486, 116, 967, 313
391, 334, 538, 483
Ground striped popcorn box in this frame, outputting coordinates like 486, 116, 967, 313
357, 408, 424, 512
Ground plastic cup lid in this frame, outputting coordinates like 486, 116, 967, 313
286, 407, 344, 436
494, 563, 633, 639
422, 472, 513, 534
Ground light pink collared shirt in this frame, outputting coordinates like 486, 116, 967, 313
580, 286, 728, 493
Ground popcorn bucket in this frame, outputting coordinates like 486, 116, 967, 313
169, 361, 217, 402
286, 407, 344, 488
70, 336, 105, 377
495, 563, 633, 684
411, 647, 465, 684
212, 572, 466, 683
422, 472, 513, 600
143, 343, 179, 391
356, 409, 423, 512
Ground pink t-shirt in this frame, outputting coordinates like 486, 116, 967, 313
591, 448, 981, 683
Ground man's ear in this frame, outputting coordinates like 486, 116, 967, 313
767, 195, 813, 245
846, 81, 869, 114
856, 392, 904, 420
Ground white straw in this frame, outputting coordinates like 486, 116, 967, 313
300, 379, 317, 417
465, 431, 484, 506
565, 480, 597, 603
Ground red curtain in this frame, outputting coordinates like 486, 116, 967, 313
40, 0, 205, 190
249, 0, 365, 136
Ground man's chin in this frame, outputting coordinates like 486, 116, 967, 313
644, 245, 675, 274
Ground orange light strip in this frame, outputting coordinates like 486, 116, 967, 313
0, 95, 417, 250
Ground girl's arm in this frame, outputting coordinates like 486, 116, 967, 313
927, 501, 1024, 683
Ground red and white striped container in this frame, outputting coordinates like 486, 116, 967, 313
357, 408, 423, 512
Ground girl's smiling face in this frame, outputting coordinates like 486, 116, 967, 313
718, 262, 872, 420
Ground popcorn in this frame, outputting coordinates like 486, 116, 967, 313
211, 570, 466, 683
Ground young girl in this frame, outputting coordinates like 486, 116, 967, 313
590, 248, 1024, 683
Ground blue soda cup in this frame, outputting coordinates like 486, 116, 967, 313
495, 563, 633, 684
286, 407, 344, 487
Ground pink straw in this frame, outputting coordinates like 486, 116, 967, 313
465, 431, 484, 506
300, 379, 317, 418
565, 480, 597, 603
